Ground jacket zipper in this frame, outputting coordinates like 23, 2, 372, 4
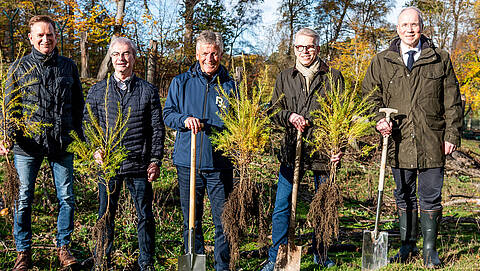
197, 82, 209, 170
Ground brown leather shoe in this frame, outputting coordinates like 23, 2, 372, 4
57, 246, 78, 268
12, 250, 32, 271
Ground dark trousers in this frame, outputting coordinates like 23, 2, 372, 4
176, 166, 233, 271
391, 167, 444, 210
97, 176, 155, 268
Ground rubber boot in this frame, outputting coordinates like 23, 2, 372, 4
390, 208, 419, 263
421, 209, 442, 268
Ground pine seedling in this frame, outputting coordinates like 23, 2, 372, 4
68, 79, 130, 269
0, 49, 49, 221
307, 73, 375, 253
211, 60, 278, 269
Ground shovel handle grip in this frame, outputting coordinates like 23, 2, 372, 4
377, 108, 397, 192
189, 131, 197, 230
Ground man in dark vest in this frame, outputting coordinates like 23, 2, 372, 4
85, 37, 165, 270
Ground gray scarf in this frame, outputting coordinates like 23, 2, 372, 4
295, 57, 321, 94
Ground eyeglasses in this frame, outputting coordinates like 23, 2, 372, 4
111, 51, 132, 58
294, 44, 316, 52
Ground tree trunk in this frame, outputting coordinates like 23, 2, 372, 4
80, 32, 89, 78
288, 0, 294, 56
147, 40, 158, 84
183, 0, 201, 61
96, 0, 126, 80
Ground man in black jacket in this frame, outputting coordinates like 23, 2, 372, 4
85, 37, 165, 270
261, 28, 343, 271
1, 15, 84, 271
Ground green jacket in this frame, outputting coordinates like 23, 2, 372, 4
362, 36, 463, 169
270, 60, 344, 171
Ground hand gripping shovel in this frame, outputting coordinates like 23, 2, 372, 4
275, 129, 303, 271
178, 130, 206, 271
361, 108, 397, 270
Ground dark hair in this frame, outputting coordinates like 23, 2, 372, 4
29, 15, 56, 32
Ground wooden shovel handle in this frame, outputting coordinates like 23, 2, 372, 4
189, 131, 196, 230
290, 129, 303, 227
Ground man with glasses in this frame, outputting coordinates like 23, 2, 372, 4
362, 7, 462, 268
260, 28, 344, 270
85, 37, 165, 270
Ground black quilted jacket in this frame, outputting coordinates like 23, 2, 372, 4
85, 74, 165, 177
8, 47, 84, 158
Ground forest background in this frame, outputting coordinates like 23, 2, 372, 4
0, 0, 479, 270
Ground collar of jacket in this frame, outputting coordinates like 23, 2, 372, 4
291, 58, 329, 77
387, 35, 435, 53
108, 73, 138, 93
31, 46, 58, 65
384, 35, 437, 65
188, 61, 229, 84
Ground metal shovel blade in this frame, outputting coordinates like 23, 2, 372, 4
275, 243, 302, 271
178, 253, 206, 271
361, 230, 388, 270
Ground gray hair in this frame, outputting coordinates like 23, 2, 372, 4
109, 37, 138, 56
196, 30, 224, 53
295, 28, 320, 46
398, 7, 424, 31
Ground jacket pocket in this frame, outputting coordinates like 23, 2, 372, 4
426, 115, 445, 130
421, 69, 444, 98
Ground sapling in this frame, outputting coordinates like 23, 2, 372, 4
211, 62, 278, 269
307, 74, 375, 255
68, 79, 130, 269
0, 49, 48, 222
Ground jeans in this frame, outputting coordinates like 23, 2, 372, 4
268, 164, 329, 263
176, 166, 233, 271
13, 153, 75, 251
392, 167, 444, 210
97, 176, 155, 268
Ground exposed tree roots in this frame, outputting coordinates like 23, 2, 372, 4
307, 181, 342, 256
2, 161, 20, 225
222, 171, 267, 270
92, 212, 110, 271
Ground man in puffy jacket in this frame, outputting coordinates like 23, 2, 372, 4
260, 28, 343, 271
1, 15, 84, 271
85, 37, 165, 270
362, 7, 463, 268
163, 30, 235, 271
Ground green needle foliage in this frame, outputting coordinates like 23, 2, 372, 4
0, 49, 48, 220
211, 61, 278, 269
307, 74, 375, 252
67, 79, 130, 269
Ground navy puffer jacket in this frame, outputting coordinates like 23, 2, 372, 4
8, 47, 84, 158
85, 74, 165, 177
163, 63, 235, 170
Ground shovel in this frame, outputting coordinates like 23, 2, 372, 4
361, 108, 397, 270
178, 130, 206, 271
275, 129, 303, 271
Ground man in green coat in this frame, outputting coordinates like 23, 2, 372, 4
362, 7, 463, 268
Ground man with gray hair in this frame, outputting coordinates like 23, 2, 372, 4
85, 37, 165, 270
362, 7, 462, 268
261, 27, 344, 270
163, 30, 235, 270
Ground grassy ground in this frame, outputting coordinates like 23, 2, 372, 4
1, 135, 479, 270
